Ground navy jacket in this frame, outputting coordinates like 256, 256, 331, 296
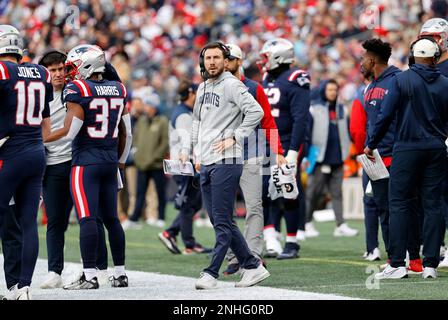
363, 66, 401, 157
368, 64, 448, 152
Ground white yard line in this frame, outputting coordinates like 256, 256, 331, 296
0, 258, 357, 300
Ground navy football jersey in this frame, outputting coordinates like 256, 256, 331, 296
63, 79, 127, 166
0, 61, 52, 159
261, 67, 310, 153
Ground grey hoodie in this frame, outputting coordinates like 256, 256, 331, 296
182, 71, 264, 165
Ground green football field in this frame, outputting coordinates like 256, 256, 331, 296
35, 204, 448, 300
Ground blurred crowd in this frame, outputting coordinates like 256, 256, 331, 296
2, 0, 447, 224
1, 0, 447, 112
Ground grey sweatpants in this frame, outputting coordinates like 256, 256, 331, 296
227, 157, 264, 264
306, 164, 345, 226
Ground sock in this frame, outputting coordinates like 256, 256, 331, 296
286, 234, 297, 243
114, 265, 126, 278
263, 225, 276, 240
84, 268, 97, 281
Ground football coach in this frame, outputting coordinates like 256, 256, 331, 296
365, 38, 448, 280
180, 41, 269, 290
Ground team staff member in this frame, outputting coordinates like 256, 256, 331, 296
419, 18, 448, 268
366, 39, 448, 280
223, 43, 286, 274
159, 80, 211, 255
180, 41, 269, 290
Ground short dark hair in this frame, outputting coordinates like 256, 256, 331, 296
201, 41, 230, 59
362, 38, 392, 63
38, 50, 67, 68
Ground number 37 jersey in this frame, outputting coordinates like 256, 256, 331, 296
0, 61, 52, 159
63, 79, 127, 166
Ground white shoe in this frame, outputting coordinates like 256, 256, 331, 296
296, 230, 306, 242
235, 264, 270, 288
374, 265, 408, 280
195, 272, 217, 290
121, 219, 142, 230
97, 269, 109, 286
439, 253, 448, 268
365, 248, 381, 261
145, 217, 157, 226
3, 284, 32, 300
154, 219, 165, 228
379, 262, 389, 270
264, 237, 282, 258
363, 252, 368, 259
422, 267, 437, 279
334, 223, 359, 237
305, 222, 320, 238
40, 271, 63, 289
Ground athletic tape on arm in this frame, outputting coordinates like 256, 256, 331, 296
67, 116, 84, 140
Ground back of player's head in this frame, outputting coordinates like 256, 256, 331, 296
38, 49, 67, 68
362, 38, 392, 64
177, 79, 198, 101
0, 24, 24, 61
65, 44, 106, 81
420, 18, 448, 52
258, 38, 295, 72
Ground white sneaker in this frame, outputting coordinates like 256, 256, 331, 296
422, 267, 437, 279
97, 269, 109, 286
265, 237, 283, 258
235, 264, 270, 288
154, 219, 165, 228
40, 271, 63, 289
195, 272, 217, 290
121, 219, 142, 230
439, 252, 448, 268
379, 262, 389, 270
363, 252, 368, 259
296, 230, 306, 242
145, 217, 157, 226
3, 284, 32, 300
334, 223, 359, 237
374, 265, 408, 280
365, 248, 381, 261
305, 222, 320, 238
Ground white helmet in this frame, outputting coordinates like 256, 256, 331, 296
420, 18, 448, 51
258, 38, 294, 72
65, 44, 106, 81
0, 25, 24, 59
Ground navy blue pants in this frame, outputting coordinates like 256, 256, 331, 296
70, 164, 125, 269
166, 176, 201, 248
129, 168, 166, 222
389, 149, 445, 268
43, 160, 108, 273
0, 150, 46, 288
0, 205, 22, 289
200, 162, 259, 278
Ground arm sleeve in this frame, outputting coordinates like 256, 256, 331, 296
288, 79, 311, 152
367, 77, 401, 150
256, 84, 284, 155
349, 98, 367, 155
229, 80, 264, 144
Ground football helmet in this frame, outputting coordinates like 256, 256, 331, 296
258, 38, 294, 72
65, 44, 106, 81
0, 25, 23, 59
419, 18, 448, 52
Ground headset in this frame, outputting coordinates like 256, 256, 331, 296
409, 36, 442, 66
198, 41, 231, 80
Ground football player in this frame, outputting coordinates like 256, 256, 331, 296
45, 44, 132, 289
257, 38, 311, 259
0, 25, 53, 300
